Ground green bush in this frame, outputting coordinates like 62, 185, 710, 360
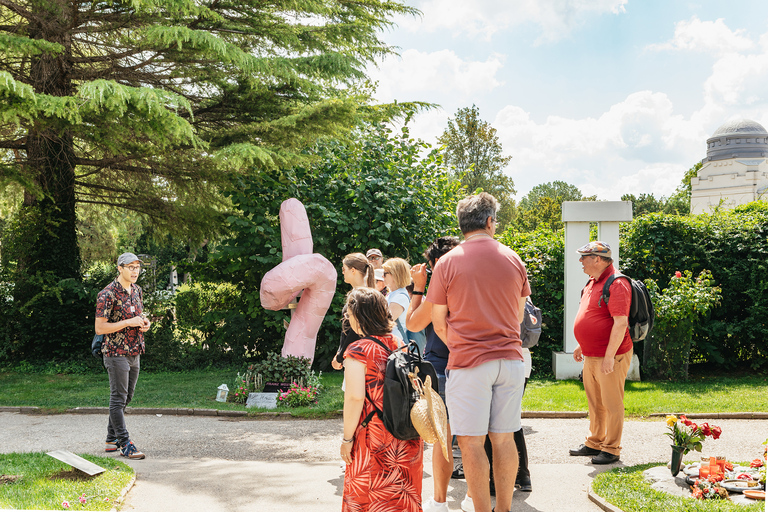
498, 226, 564, 379
249, 352, 313, 384
622, 203, 768, 371
644, 270, 721, 380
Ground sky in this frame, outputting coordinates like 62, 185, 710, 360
366, 0, 768, 201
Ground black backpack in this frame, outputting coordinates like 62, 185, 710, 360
361, 337, 439, 440
591, 273, 655, 342
520, 297, 542, 349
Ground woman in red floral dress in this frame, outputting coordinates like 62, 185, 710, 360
340, 288, 423, 512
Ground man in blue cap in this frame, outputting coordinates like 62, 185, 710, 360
95, 252, 151, 460
568, 241, 633, 465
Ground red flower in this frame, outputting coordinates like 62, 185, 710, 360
711, 426, 722, 440
680, 414, 692, 426
750, 458, 764, 468
675, 271, 682, 278
700, 423, 711, 436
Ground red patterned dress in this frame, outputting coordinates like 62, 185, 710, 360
343, 334, 423, 512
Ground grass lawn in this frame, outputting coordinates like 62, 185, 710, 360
592, 463, 764, 512
0, 452, 134, 511
523, 376, 768, 416
0, 370, 766, 417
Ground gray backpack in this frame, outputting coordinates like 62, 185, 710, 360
520, 297, 542, 349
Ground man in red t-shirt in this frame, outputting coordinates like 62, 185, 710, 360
569, 241, 633, 465
427, 192, 530, 512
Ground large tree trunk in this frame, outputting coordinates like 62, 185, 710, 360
17, 0, 81, 283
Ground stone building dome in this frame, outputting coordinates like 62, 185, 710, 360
705, 119, 768, 162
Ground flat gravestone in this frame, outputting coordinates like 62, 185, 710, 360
46, 450, 105, 476
246, 392, 278, 409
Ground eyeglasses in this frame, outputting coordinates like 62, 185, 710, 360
368, 255, 381, 261
122, 265, 142, 272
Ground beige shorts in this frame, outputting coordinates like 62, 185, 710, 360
445, 359, 525, 436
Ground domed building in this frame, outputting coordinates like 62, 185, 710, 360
690, 119, 768, 214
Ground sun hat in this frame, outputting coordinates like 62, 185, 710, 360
576, 241, 612, 258
409, 373, 449, 462
117, 252, 140, 266
374, 268, 385, 281
366, 248, 383, 259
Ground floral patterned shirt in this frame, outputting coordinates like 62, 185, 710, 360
95, 279, 145, 357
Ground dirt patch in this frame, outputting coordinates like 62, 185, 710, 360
49, 469, 94, 481
0, 474, 22, 484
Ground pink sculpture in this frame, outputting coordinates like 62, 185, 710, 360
260, 199, 337, 362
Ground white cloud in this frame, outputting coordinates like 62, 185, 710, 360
369, 49, 504, 102
396, 0, 627, 42
489, 91, 703, 199
647, 16, 754, 54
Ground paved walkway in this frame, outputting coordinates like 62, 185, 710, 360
1, 412, 766, 511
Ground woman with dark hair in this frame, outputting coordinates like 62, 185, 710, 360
340, 287, 423, 512
331, 253, 375, 370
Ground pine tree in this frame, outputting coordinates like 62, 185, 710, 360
0, 0, 417, 281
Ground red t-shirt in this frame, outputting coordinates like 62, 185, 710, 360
426, 237, 531, 370
573, 265, 633, 358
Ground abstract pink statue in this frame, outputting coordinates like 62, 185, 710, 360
260, 199, 337, 362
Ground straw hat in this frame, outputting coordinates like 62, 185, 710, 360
409, 373, 449, 461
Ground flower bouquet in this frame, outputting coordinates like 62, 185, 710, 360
665, 415, 722, 476
665, 414, 721, 455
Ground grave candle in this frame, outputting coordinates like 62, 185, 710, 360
699, 465, 710, 478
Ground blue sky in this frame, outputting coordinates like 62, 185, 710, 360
367, 0, 768, 200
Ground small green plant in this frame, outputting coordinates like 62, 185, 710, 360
248, 353, 313, 384
644, 270, 721, 380
229, 372, 250, 404
277, 382, 320, 407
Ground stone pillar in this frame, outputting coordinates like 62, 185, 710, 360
553, 201, 633, 380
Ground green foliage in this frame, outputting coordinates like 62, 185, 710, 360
622, 203, 768, 372
644, 271, 721, 380
248, 353, 314, 385
437, 104, 515, 230
498, 226, 565, 378
511, 181, 596, 232
175, 282, 240, 332
200, 121, 462, 369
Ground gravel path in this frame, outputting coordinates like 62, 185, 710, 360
1, 412, 766, 511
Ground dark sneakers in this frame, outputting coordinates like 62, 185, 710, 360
591, 451, 620, 465
105, 440, 120, 453
569, 444, 601, 456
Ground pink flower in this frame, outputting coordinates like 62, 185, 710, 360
79, 495, 87, 504
104, 498, 110, 502
62, 501, 70, 509
675, 271, 682, 278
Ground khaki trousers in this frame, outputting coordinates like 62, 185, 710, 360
582, 348, 632, 456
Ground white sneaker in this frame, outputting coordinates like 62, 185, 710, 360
423, 498, 449, 512
461, 495, 474, 512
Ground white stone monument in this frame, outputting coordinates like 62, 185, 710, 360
553, 201, 633, 380
691, 119, 768, 214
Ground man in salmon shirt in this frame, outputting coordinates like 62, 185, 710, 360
427, 192, 530, 512
569, 241, 633, 465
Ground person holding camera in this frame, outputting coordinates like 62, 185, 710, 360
95, 252, 151, 460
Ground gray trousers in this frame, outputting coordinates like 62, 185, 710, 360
103, 355, 140, 445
